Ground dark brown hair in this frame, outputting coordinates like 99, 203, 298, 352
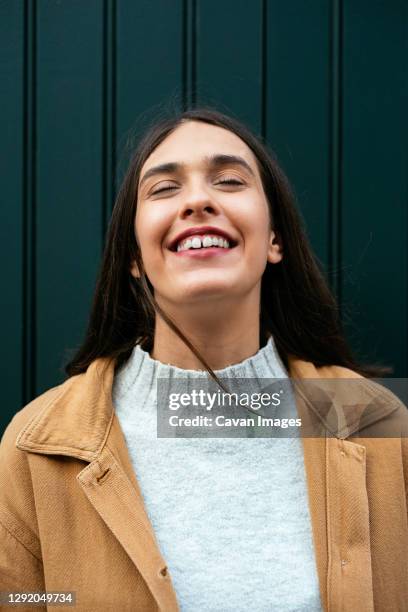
65, 107, 391, 382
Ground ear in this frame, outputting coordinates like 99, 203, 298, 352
130, 259, 140, 279
267, 229, 283, 265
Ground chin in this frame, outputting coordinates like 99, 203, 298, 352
176, 281, 241, 302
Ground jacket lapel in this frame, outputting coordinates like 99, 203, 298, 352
77, 440, 179, 611
287, 357, 400, 611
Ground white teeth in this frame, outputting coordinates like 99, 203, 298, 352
191, 237, 202, 249
176, 234, 231, 251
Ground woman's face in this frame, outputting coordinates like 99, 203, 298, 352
132, 120, 282, 307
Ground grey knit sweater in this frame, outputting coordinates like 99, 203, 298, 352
112, 335, 323, 612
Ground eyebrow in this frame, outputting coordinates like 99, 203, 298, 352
139, 154, 255, 187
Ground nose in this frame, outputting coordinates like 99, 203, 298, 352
178, 182, 220, 219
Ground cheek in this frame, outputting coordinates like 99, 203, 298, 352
253, 194, 271, 227
233, 193, 271, 240
135, 207, 169, 273
135, 205, 155, 246
236, 197, 272, 267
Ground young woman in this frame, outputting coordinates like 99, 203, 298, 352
1, 108, 407, 612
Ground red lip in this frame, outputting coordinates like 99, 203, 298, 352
167, 226, 238, 251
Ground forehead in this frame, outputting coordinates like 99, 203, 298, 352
140, 120, 259, 176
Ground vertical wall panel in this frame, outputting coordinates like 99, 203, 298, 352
102, 0, 117, 233
36, 0, 104, 394
196, 0, 263, 134
116, 0, 184, 186
341, 0, 407, 375
266, 1, 331, 268
0, 1, 24, 430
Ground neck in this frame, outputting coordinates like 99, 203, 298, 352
150, 292, 264, 371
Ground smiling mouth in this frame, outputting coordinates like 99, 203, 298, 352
168, 236, 238, 253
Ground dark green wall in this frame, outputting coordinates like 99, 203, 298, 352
1, 0, 407, 434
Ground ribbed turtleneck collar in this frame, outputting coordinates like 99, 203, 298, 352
113, 335, 288, 405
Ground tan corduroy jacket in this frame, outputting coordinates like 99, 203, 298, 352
0, 354, 408, 612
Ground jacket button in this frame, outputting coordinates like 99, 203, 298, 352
159, 566, 168, 577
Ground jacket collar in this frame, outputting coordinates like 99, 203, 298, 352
17, 358, 115, 461
16, 354, 400, 460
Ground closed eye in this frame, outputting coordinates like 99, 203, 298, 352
151, 183, 179, 195
216, 179, 244, 186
